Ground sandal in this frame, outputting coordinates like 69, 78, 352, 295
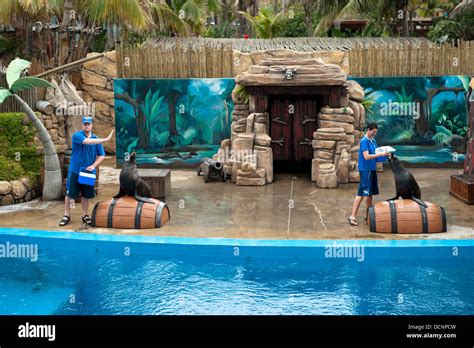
82, 215, 92, 225
59, 215, 70, 226
347, 217, 358, 226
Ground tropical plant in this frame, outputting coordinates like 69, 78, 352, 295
0, 58, 62, 200
239, 6, 285, 38
233, 84, 249, 104
428, 6, 474, 42
278, 5, 310, 37
148, 1, 191, 37
167, 0, 222, 36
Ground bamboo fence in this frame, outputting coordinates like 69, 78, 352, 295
116, 37, 474, 78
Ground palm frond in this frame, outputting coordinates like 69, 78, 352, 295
6, 58, 31, 88
10, 77, 53, 93
149, 2, 190, 36
80, 0, 152, 32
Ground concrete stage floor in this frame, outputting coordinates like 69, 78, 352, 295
0, 157, 473, 240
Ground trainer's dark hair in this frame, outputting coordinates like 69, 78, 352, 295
366, 122, 379, 130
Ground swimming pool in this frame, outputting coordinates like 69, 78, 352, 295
0, 228, 473, 315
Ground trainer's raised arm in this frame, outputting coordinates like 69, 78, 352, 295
82, 129, 114, 145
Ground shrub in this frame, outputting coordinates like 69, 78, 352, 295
0, 155, 26, 181
0, 112, 41, 181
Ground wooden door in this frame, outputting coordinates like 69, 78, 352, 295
269, 97, 293, 161
293, 98, 318, 161
270, 96, 319, 162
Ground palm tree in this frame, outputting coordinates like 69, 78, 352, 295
239, 6, 285, 38
167, 0, 222, 36
0, 58, 62, 201
148, 0, 191, 37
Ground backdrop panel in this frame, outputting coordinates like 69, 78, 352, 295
114, 78, 235, 168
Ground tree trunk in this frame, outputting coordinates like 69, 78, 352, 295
238, 0, 246, 35
59, 0, 75, 65
168, 92, 179, 138
304, 4, 313, 37
401, 3, 409, 37
105, 22, 115, 52
115, 92, 149, 149
253, 0, 259, 16
13, 94, 63, 201
25, 19, 34, 58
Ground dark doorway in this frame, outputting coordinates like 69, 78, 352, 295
269, 95, 324, 173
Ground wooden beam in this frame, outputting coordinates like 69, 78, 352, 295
34, 53, 105, 78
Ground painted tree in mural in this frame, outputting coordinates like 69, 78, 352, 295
0, 58, 62, 200
115, 80, 150, 150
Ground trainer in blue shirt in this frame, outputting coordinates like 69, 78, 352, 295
59, 116, 114, 227
348, 122, 389, 226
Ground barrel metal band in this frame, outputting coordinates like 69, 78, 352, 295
368, 206, 376, 232
155, 201, 166, 228
419, 203, 429, 233
440, 206, 447, 232
389, 200, 397, 233
91, 201, 100, 227
135, 201, 144, 229
107, 198, 118, 228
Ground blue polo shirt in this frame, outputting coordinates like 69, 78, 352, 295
358, 135, 384, 171
68, 130, 105, 175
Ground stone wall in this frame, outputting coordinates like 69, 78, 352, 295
0, 177, 39, 206
312, 80, 365, 188
80, 51, 117, 154
33, 113, 68, 151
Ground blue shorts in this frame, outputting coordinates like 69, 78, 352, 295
357, 170, 379, 196
66, 172, 96, 199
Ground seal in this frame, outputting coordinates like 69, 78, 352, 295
386, 154, 427, 207
113, 152, 154, 204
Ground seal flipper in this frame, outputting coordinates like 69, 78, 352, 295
134, 194, 155, 204
385, 194, 400, 201
410, 177, 427, 207
411, 196, 428, 208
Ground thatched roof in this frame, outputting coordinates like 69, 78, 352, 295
142, 37, 435, 52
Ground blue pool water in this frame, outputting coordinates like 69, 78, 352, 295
0, 228, 473, 315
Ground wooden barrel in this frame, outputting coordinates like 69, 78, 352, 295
91, 196, 170, 229
367, 199, 447, 234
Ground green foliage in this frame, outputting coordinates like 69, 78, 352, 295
0, 112, 41, 181
278, 6, 308, 37
90, 30, 107, 52
0, 35, 23, 57
203, 21, 236, 38
428, 7, 474, 42
0, 155, 26, 181
437, 113, 468, 137
234, 84, 249, 104
240, 6, 285, 39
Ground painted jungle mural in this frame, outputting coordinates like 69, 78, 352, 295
351, 76, 470, 165
114, 79, 235, 167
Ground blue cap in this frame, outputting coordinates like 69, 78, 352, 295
82, 116, 93, 124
